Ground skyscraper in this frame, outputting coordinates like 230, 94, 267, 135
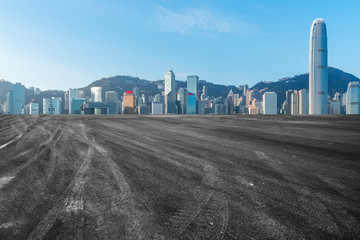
285, 90, 293, 115
299, 89, 309, 115
263, 92, 277, 115
68, 89, 84, 114
201, 85, 207, 101
291, 91, 299, 115
43, 97, 61, 114
6, 83, 25, 114
187, 75, 199, 114
177, 88, 187, 114
105, 91, 118, 103
123, 91, 136, 114
29, 102, 39, 115
346, 81, 360, 114
91, 87, 103, 102
309, 18, 328, 115
164, 69, 177, 114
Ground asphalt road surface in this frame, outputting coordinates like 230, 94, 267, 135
0, 115, 359, 240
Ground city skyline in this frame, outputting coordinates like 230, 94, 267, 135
1, 1, 360, 90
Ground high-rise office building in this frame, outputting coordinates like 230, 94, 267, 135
309, 18, 328, 114
105, 91, 118, 103
263, 92, 277, 114
299, 89, 309, 115
291, 91, 299, 115
91, 87, 102, 102
201, 85, 207, 101
227, 89, 234, 114
187, 75, 199, 114
165, 69, 177, 114
246, 90, 253, 107
29, 102, 39, 115
151, 102, 164, 115
285, 90, 293, 115
187, 93, 196, 114
243, 84, 248, 97
177, 88, 187, 114
6, 83, 25, 114
329, 100, 341, 115
68, 89, 84, 114
346, 81, 360, 114
123, 91, 136, 114
43, 97, 61, 114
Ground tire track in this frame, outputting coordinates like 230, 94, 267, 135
164, 164, 229, 240
27, 145, 93, 240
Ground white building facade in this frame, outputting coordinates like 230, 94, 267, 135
262, 92, 277, 114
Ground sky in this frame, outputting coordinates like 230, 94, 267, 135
0, 0, 359, 90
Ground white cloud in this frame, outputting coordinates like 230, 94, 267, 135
155, 6, 256, 35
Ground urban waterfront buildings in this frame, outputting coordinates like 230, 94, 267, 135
309, 18, 328, 115
164, 69, 177, 114
263, 92, 277, 114
346, 81, 360, 114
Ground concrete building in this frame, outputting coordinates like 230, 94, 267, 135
329, 100, 341, 115
227, 89, 234, 114
68, 89, 84, 114
309, 18, 328, 115
201, 85, 207, 101
164, 69, 177, 114
151, 102, 163, 115
6, 83, 25, 114
263, 92, 277, 114
177, 88, 187, 114
70, 98, 87, 114
285, 90, 293, 115
138, 105, 150, 115
43, 97, 61, 114
91, 87, 103, 102
123, 91, 136, 114
291, 91, 299, 115
29, 102, 39, 115
197, 101, 205, 114
299, 89, 309, 115
105, 91, 118, 103
346, 81, 360, 114
83, 102, 118, 115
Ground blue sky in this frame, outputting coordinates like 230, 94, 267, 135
0, 0, 359, 90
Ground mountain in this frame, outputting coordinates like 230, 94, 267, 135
251, 67, 360, 107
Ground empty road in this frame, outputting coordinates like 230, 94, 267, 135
0, 115, 359, 239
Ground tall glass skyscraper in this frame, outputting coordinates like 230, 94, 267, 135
6, 83, 25, 114
186, 75, 199, 114
165, 69, 177, 114
346, 81, 360, 114
309, 18, 328, 115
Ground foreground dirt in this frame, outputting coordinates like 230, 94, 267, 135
0, 115, 359, 239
